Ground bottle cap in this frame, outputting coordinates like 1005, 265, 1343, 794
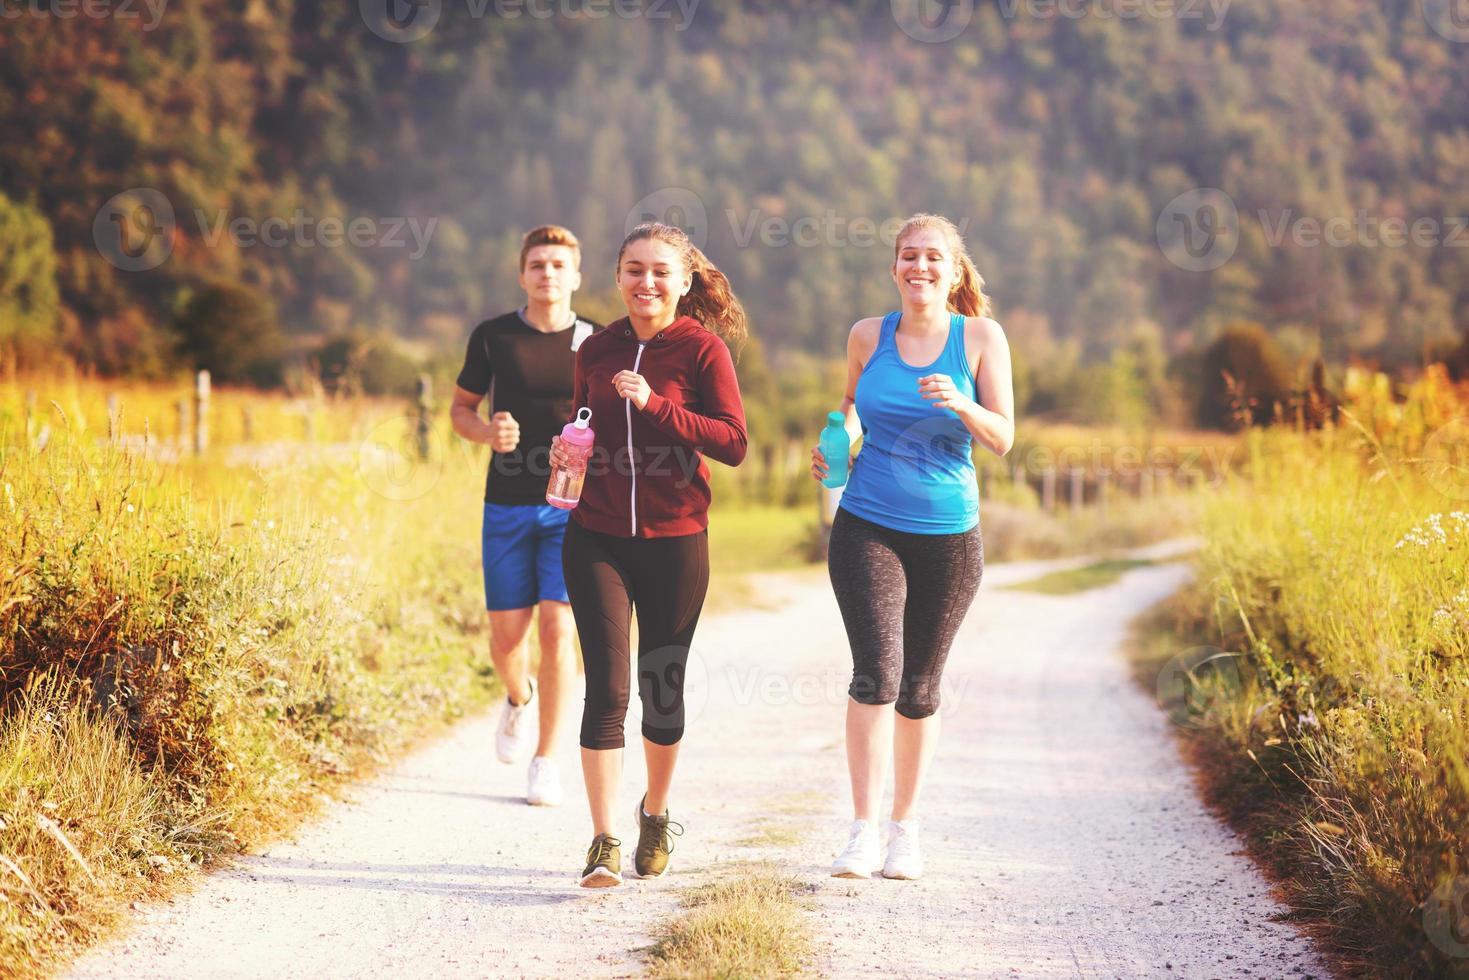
827, 411, 845, 425
574, 407, 592, 429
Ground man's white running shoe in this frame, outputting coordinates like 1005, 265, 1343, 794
526, 756, 563, 806
831, 819, 881, 878
495, 680, 536, 764
881, 819, 923, 880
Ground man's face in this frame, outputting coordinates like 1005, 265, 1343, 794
520, 244, 581, 304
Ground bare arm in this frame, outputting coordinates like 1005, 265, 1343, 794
450, 385, 520, 451
811, 317, 879, 481
956, 317, 1015, 456
450, 385, 492, 444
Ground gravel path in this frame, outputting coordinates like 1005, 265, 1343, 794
66, 536, 1329, 979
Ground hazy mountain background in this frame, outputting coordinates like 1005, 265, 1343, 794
4, 0, 1468, 419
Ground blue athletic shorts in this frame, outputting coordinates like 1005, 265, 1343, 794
481, 502, 571, 611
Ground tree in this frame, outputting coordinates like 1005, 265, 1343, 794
1195, 321, 1294, 430
0, 192, 59, 364
171, 280, 287, 387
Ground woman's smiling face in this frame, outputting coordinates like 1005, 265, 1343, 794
893, 227, 956, 306
617, 238, 692, 320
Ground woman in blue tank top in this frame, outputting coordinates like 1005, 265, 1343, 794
810, 213, 1016, 880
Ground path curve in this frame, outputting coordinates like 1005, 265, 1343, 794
66, 536, 1329, 979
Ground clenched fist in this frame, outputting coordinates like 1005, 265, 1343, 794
488, 411, 520, 453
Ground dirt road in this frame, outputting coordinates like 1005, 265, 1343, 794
67, 536, 1328, 979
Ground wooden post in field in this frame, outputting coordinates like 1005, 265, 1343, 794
176, 398, 189, 447
193, 370, 210, 454
1041, 467, 1056, 512
241, 405, 255, 442
415, 374, 433, 461
1098, 470, 1112, 518
24, 389, 37, 444
1068, 467, 1084, 512
106, 393, 120, 442
304, 411, 316, 442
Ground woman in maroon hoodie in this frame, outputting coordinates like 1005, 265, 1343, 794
550, 221, 748, 887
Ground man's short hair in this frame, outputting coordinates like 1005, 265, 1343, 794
520, 225, 581, 270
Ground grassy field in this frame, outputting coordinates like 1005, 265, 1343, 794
1129, 364, 1469, 977
0, 373, 1229, 977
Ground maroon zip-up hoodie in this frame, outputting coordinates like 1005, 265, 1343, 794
569, 314, 747, 538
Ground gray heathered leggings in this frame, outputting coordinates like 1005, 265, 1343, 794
826, 506, 983, 718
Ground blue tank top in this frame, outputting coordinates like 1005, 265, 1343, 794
839, 311, 979, 534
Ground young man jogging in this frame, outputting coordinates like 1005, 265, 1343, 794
451, 225, 601, 806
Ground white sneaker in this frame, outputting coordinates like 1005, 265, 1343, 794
526, 756, 563, 807
831, 819, 881, 878
495, 681, 536, 764
881, 819, 923, 880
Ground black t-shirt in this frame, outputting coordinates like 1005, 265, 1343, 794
456, 309, 601, 504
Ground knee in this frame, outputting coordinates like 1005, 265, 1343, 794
848, 668, 900, 707
581, 687, 629, 750
896, 674, 941, 719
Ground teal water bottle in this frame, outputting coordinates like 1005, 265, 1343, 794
819, 411, 850, 488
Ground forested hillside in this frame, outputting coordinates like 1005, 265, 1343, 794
3, 0, 1468, 397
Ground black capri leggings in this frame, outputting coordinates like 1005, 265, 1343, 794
826, 507, 983, 718
562, 519, 710, 750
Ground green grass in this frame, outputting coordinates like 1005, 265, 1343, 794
645, 865, 816, 979
0, 413, 498, 977
1127, 415, 1469, 979
1002, 558, 1156, 594
707, 504, 821, 575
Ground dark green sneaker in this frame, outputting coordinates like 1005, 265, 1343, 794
579, 833, 623, 888
633, 794, 684, 878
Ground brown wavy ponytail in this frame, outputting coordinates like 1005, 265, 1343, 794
895, 213, 992, 319
617, 222, 749, 359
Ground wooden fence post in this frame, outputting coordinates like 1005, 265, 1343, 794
193, 370, 210, 454
415, 374, 433, 461
1041, 467, 1056, 512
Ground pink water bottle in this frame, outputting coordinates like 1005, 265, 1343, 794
546, 407, 595, 509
